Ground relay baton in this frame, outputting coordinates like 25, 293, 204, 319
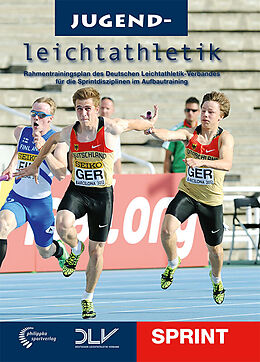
0, 175, 10, 182
146, 111, 152, 119
145, 111, 153, 134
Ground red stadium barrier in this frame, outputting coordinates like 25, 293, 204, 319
0, 174, 208, 273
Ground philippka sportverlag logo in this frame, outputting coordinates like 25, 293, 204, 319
18, 327, 57, 349
55, 0, 188, 36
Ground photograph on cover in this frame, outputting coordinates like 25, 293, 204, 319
0, 0, 259, 330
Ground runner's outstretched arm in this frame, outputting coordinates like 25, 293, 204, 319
148, 127, 191, 142
106, 105, 159, 134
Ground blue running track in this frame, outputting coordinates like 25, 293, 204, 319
0, 265, 259, 322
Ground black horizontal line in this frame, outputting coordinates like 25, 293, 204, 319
221, 88, 260, 91
184, 70, 260, 73
157, 50, 260, 53
188, 30, 260, 33
189, 11, 260, 14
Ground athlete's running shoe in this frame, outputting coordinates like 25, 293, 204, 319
161, 257, 181, 289
209, 270, 225, 304
62, 241, 85, 277
81, 299, 96, 319
57, 240, 69, 269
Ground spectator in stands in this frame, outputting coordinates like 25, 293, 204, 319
0, 97, 68, 269
100, 97, 122, 174
163, 97, 200, 173
147, 91, 234, 305
15, 87, 158, 319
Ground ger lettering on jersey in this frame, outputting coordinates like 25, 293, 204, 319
70, 117, 114, 188
178, 125, 226, 206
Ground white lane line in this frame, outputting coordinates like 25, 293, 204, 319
2, 312, 260, 322
4, 305, 260, 322
0, 268, 258, 282
1, 296, 259, 313
171, 312, 260, 321
2, 269, 259, 280
5, 311, 260, 323
107, 301, 260, 314
0, 277, 204, 284
1, 289, 260, 302
1, 281, 260, 293
0, 294, 81, 301
1, 299, 259, 321
0, 294, 260, 310
0, 304, 77, 310
0, 314, 81, 321
98, 293, 260, 302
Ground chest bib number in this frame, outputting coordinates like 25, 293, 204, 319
186, 166, 214, 185
74, 161, 105, 186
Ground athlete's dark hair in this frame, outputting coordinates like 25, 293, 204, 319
185, 97, 199, 105
101, 97, 114, 104
201, 91, 230, 118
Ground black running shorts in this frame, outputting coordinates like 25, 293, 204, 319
166, 191, 224, 246
57, 181, 113, 242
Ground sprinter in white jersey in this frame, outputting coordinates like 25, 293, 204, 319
0, 97, 69, 269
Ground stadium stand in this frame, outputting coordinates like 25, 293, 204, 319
0, 0, 259, 260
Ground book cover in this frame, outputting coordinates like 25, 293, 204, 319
0, 1, 259, 361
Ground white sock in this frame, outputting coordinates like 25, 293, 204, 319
72, 241, 82, 256
168, 256, 179, 269
211, 272, 221, 284
81, 291, 94, 302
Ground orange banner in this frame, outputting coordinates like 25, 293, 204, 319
1, 174, 208, 273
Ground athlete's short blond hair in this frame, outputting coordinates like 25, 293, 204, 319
201, 91, 230, 118
72, 87, 100, 107
32, 97, 56, 115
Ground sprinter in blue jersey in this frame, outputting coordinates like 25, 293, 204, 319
0, 97, 69, 269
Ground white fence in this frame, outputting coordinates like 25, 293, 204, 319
223, 187, 260, 261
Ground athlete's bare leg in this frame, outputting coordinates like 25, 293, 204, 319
85, 240, 105, 293
0, 210, 17, 238
56, 209, 77, 248
0, 210, 17, 267
207, 243, 224, 278
161, 214, 181, 260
